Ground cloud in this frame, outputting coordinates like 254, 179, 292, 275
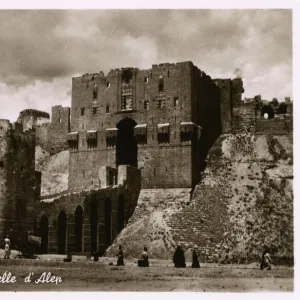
0, 78, 71, 121
0, 9, 292, 121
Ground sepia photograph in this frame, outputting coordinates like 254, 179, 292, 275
0, 2, 296, 294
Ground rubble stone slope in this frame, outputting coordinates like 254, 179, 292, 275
106, 134, 293, 263
35, 147, 69, 196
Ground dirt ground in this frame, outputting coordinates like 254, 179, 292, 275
0, 255, 293, 292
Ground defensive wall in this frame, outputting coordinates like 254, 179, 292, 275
0, 119, 40, 242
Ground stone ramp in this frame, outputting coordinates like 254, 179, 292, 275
105, 188, 191, 259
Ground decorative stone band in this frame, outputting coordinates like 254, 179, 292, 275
67, 132, 78, 141
134, 124, 147, 136
180, 122, 202, 139
106, 128, 118, 137
87, 130, 97, 140
157, 123, 170, 134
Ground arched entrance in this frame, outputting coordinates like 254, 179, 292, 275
75, 206, 83, 252
90, 200, 98, 253
57, 210, 67, 254
118, 195, 125, 232
105, 198, 112, 246
261, 105, 274, 119
39, 215, 49, 254
116, 118, 137, 167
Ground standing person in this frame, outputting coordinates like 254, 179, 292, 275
138, 247, 149, 267
173, 243, 186, 268
192, 245, 200, 268
4, 235, 10, 259
260, 247, 272, 270
117, 245, 125, 266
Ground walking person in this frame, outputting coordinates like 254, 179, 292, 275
260, 247, 272, 270
173, 243, 186, 268
117, 245, 125, 266
4, 235, 10, 259
138, 247, 149, 267
191, 245, 200, 268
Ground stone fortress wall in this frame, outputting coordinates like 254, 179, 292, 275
0, 60, 293, 260
0, 119, 40, 242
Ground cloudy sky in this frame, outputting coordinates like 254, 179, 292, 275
0, 9, 292, 122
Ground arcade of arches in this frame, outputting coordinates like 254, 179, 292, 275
37, 193, 131, 255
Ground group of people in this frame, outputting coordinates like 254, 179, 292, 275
115, 243, 200, 268
173, 243, 200, 268
115, 244, 273, 270
115, 245, 150, 267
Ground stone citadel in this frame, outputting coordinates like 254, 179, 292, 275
0, 61, 293, 261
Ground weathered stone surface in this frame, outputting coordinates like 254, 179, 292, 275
107, 134, 293, 263
0, 119, 38, 241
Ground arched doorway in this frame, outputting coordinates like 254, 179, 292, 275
118, 195, 125, 232
75, 206, 83, 252
57, 210, 67, 254
116, 118, 137, 167
90, 200, 98, 253
261, 105, 274, 119
39, 215, 49, 254
105, 198, 112, 246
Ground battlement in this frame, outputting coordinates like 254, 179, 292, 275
74, 61, 197, 82
18, 109, 50, 119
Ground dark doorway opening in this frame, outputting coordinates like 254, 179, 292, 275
57, 210, 67, 254
261, 105, 274, 119
39, 215, 49, 254
75, 206, 83, 252
105, 198, 112, 246
118, 195, 125, 232
90, 200, 98, 253
116, 118, 137, 167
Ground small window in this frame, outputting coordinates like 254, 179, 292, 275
144, 100, 150, 110
106, 104, 110, 113
158, 76, 164, 92
157, 99, 165, 109
153, 168, 156, 176
92, 107, 98, 115
144, 77, 148, 83
93, 84, 98, 99
167, 70, 170, 78
81, 108, 85, 116
106, 82, 110, 88
121, 96, 133, 111
174, 96, 179, 107
0, 161, 4, 168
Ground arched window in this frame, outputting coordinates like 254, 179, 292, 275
158, 76, 164, 92
93, 83, 98, 99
